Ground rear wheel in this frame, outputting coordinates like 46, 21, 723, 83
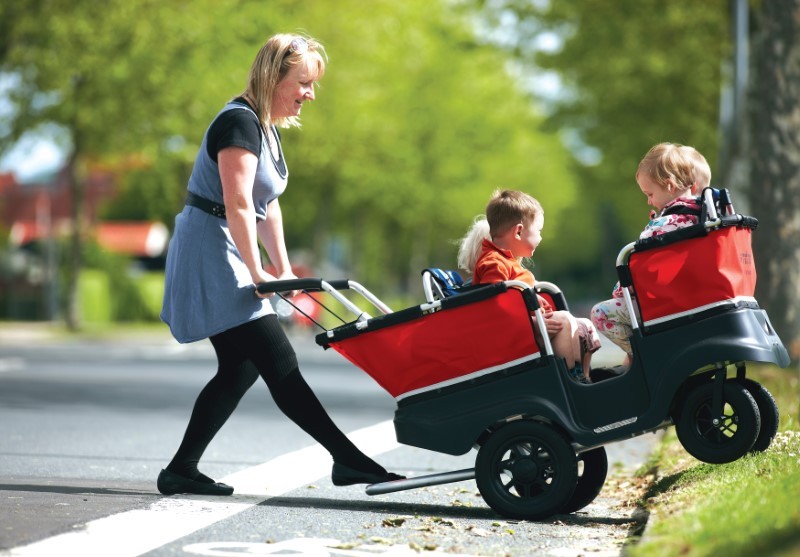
743, 379, 779, 452
560, 447, 608, 514
475, 421, 577, 520
675, 381, 759, 464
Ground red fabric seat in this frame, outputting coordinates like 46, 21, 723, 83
328, 289, 541, 400
629, 226, 756, 327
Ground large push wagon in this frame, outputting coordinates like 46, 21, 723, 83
258, 188, 789, 520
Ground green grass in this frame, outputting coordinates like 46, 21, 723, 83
629, 365, 800, 557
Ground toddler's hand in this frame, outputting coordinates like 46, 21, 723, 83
543, 314, 564, 334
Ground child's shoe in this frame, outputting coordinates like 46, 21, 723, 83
568, 364, 592, 385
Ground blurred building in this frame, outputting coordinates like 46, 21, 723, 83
0, 168, 169, 320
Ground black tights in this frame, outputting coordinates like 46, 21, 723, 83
166, 315, 386, 480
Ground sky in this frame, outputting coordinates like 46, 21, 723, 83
0, 135, 65, 182
0, 72, 66, 182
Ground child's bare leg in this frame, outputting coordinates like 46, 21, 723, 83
622, 353, 632, 370
581, 350, 592, 379
549, 311, 582, 370
575, 317, 601, 380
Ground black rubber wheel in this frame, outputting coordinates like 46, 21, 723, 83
560, 447, 608, 514
676, 381, 760, 464
743, 379, 779, 452
475, 421, 577, 520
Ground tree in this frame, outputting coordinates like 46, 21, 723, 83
749, 0, 800, 360
470, 0, 730, 293
0, 0, 272, 328
268, 0, 581, 293
3, 0, 581, 315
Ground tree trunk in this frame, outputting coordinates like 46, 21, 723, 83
65, 153, 84, 331
749, 0, 800, 361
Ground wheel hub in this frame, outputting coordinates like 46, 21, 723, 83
512, 457, 539, 483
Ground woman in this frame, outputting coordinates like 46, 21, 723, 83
158, 33, 402, 496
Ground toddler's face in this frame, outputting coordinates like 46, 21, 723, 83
637, 173, 683, 212
512, 214, 544, 258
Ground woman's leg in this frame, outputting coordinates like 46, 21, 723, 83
226, 315, 400, 479
164, 330, 260, 482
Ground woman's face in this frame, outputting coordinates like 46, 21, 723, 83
271, 62, 318, 119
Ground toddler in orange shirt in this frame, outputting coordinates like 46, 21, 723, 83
458, 189, 600, 383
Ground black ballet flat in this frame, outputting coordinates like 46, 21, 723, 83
157, 469, 234, 496
331, 462, 405, 486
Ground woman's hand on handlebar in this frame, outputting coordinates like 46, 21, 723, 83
276, 271, 300, 297
254, 270, 278, 298
255, 270, 301, 299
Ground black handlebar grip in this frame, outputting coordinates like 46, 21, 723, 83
256, 278, 351, 294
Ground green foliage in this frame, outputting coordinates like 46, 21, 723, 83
78, 269, 113, 323
2, 0, 197, 153
79, 241, 161, 322
275, 0, 580, 293
3, 0, 737, 305
1, 0, 581, 303
101, 156, 191, 225
471, 0, 730, 291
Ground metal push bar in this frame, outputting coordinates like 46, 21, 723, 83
365, 468, 476, 495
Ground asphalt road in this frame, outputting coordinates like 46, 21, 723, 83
0, 326, 659, 557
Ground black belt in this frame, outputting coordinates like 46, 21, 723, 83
186, 191, 226, 219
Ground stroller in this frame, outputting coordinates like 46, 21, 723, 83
258, 188, 789, 521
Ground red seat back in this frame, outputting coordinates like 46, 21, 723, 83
629, 226, 756, 326
329, 289, 541, 399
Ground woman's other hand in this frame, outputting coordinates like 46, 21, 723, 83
277, 271, 301, 298
254, 270, 279, 298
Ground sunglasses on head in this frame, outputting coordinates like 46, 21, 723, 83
286, 37, 308, 56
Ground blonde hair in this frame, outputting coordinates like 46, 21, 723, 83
681, 145, 712, 193
486, 189, 544, 238
242, 33, 327, 129
637, 143, 711, 195
457, 216, 490, 274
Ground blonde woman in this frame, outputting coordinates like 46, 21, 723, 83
159, 34, 402, 496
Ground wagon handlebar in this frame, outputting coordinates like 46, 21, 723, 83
256, 278, 351, 295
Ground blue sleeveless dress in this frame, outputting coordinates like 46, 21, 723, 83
161, 102, 288, 343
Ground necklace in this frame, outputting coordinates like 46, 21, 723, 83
241, 93, 283, 172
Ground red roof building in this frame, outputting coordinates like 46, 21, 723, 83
1, 169, 168, 258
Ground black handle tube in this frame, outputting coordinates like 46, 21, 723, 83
256, 278, 350, 294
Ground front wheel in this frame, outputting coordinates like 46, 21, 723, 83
675, 381, 760, 464
475, 421, 577, 520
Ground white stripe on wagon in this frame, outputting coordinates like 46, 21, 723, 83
642, 296, 757, 327
395, 352, 541, 401
2, 421, 399, 557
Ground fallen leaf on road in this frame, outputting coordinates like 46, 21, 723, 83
467, 526, 490, 537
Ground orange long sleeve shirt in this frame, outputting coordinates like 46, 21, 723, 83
473, 239, 553, 312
